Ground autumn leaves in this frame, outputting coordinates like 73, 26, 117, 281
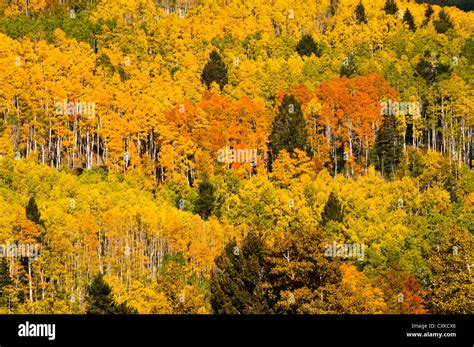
0, 0, 472, 315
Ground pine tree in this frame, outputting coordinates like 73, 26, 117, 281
374, 114, 404, 177
201, 50, 228, 90
434, 9, 454, 34
383, 0, 398, 15
26, 197, 41, 225
86, 273, 116, 314
403, 8, 416, 31
321, 192, 344, 225
423, 4, 434, 26
210, 232, 272, 314
269, 95, 308, 160
415, 51, 452, 85
86, 273, 136, 314
296, 35, 322, 57
193, 179, 218, 220
355, 1, 368, 24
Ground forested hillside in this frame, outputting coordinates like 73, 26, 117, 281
0, 0, 472, 314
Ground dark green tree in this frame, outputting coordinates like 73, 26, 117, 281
321, 192, 344, 225
434, 9, 454, 34
415, 51, 452, 85
210, 232, 272, 314
201, 50, 228, 90
269, 95, 308, 160
355, 1, 368, 24
423, 4, 434, 26
383, 0, 398, 15
296, 35, 322, 57
193, 179, 218, 220
86, 273, 136, 314
403, 8, 416, 31
26, 197, 42, 225
374, 114, 404, 177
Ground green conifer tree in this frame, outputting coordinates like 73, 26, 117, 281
201, 50, 228, 90
193, 179, 218, 220
383, 0, 398, 15
434, 9, 454, 34
403, 8, 416, 31
296, 35, 322, 57
210, 232, 272, 314
423, 4, 434, 26
269, 95, 309, 160
355, 1, 368, 24
86, 273, 136, 314
26, 197, 41, 225
374, 114, 404, 177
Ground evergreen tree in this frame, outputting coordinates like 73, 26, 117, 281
86, 273, 116, 314
193, 179, 218, 220
415, 51, 452, 85
423, 4, 434, 26
26, 196, 41, 225
355, 1, 368, 24
269, 95, 308, 160
374, 114, 404, 177
403, 8, 416, 31
321, 192, 344, 225
296, 35, 322, 57
86, 273, 136, 314
434, 9, 454, 34
383, 0, 398, 15
201, 50, 228, 90
210, 232, 272, 314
